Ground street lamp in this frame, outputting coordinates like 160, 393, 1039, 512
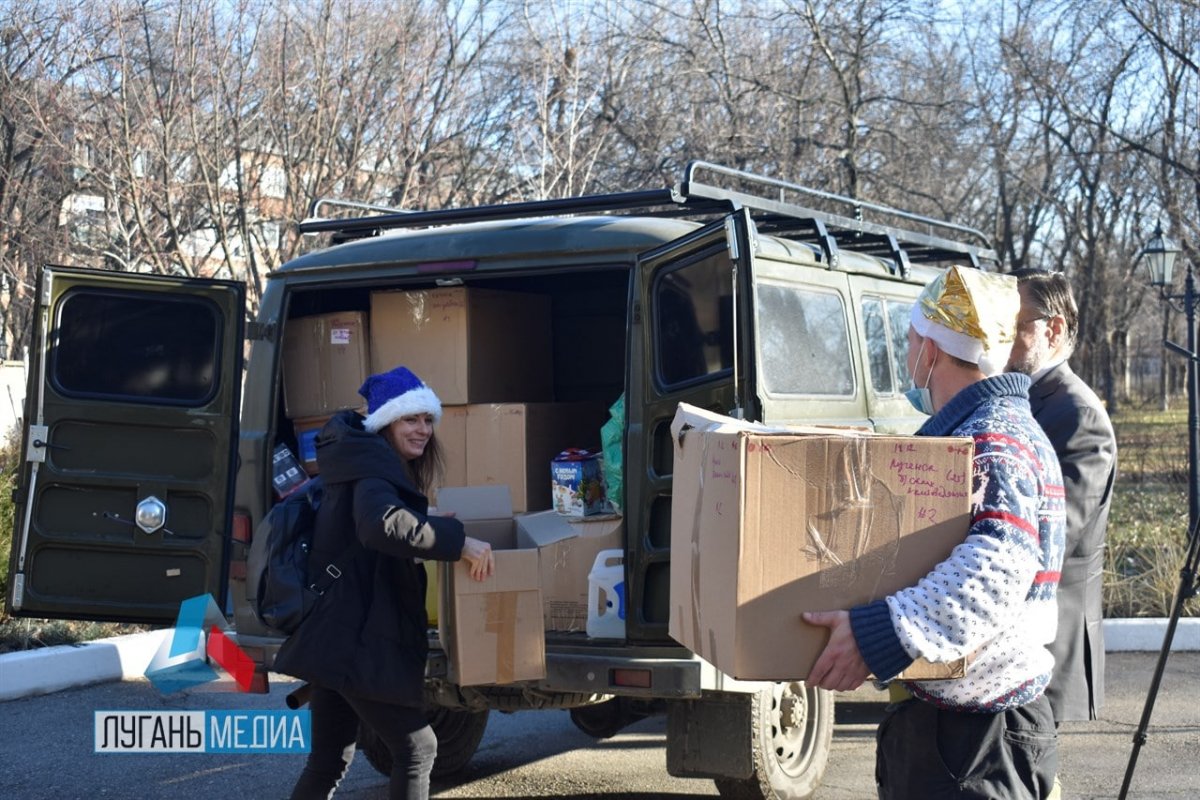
1122, 221, 1199, 799
1142, 221, 1181, 288
1141, 223, 1193, 526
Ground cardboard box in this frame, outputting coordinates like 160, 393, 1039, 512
369, 287, 553, 405
668, 404, 973, 681
433, 405, 469, 500
516, 510, 624, 632
436, 486, 545, 685
282, 311, 370, 418
466, 402, 608, 513
439, 553, 545, 686
551, 450, 607, 517
293, 415, 332, 476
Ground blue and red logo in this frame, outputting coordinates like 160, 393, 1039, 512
144, 594, 254, 694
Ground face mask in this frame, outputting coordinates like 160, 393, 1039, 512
904, 339, 936, 415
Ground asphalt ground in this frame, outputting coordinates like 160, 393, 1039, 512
0, 651, 1196, 799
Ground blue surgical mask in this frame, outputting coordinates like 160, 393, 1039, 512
904, 339, 936, 415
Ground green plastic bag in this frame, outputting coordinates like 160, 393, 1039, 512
600, 394, 624, 514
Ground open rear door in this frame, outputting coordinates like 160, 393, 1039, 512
6, 266, 244, 623
626, 210, 756, 643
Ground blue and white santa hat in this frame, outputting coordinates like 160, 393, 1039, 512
358, 366, 443, 433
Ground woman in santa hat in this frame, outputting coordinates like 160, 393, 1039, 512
276, 365, 493, 800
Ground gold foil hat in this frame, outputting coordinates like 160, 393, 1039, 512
910, 265, 1019, 376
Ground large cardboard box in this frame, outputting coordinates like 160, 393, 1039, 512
433, 405, 469, 500
515, 510, 624, 632
436, 486, 545, 686
466, 402, 608, 513
369, 287, 553, 405
668, 404, 973, 681
282, 312, 370, 418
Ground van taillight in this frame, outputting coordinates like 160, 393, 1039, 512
232, 513, 252, 544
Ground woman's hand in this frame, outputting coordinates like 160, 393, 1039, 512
460, 536, 494, 581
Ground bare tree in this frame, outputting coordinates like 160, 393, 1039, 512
0, 1, 112, 356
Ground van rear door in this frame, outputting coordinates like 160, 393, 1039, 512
629, 211, 756, 642
6, 266, 244, 624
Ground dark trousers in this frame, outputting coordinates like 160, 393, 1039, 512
290, 684, 437, 800
876, 694, 1058, 800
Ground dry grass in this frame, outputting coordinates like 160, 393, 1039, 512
1106, 405, 1197, 618
0, 617, 147, 655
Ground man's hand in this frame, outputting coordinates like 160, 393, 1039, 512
803, 610, 870, 691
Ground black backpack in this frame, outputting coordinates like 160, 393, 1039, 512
247, 477, 357, 634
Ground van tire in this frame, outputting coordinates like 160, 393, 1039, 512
357, 707, 490, 779
712, 683, 834, 800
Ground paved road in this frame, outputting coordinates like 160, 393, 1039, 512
0, 652, 1196, 798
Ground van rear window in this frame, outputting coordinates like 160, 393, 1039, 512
653, 250, 734, 388
52, 289, 221, 405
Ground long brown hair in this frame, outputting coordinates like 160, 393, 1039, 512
406, 432, 445, 497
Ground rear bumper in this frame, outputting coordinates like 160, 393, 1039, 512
238, 633, 706, 700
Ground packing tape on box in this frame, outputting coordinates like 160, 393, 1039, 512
484, 591, 519, 685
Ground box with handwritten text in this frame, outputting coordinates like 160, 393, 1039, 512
668, 404, 974, 681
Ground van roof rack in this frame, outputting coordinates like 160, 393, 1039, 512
298, 160, 998, 270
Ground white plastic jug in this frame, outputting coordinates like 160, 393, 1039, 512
586, 548, 626, 639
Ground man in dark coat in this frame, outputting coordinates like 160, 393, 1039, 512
1008, 269, 1118, 723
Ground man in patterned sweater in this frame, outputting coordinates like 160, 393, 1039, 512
804, 265, 1066, 799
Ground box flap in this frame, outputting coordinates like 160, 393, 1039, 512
672, 401, 877, 440
515, 510, 576, 548
435, 485, 513, 521
517, 510, 625, 549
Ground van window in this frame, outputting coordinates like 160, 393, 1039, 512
757, 283, 854, 396
653, 250, 734, 388
52, 289, 221, 405
861, 297, 915, 394
862, 298, 893, 393
888, 299, 913, 388
862, 296, 916, 395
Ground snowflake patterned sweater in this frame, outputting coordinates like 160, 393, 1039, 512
849, 373, 1066, 712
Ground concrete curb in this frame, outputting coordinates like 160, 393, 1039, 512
0, 629, 170, 702
2, 620, 1199, 702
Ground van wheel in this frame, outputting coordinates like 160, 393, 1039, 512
713, 683, 834, 800
357, 707, 490, 779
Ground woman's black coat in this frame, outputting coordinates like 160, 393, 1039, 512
273, 410, 465, 706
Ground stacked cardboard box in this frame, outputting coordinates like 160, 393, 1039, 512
369, 287, 553, 405
668, 404, 974, 681
465, 402, 608, 512
434, 405, 469, 500
281, 311, 370, 419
